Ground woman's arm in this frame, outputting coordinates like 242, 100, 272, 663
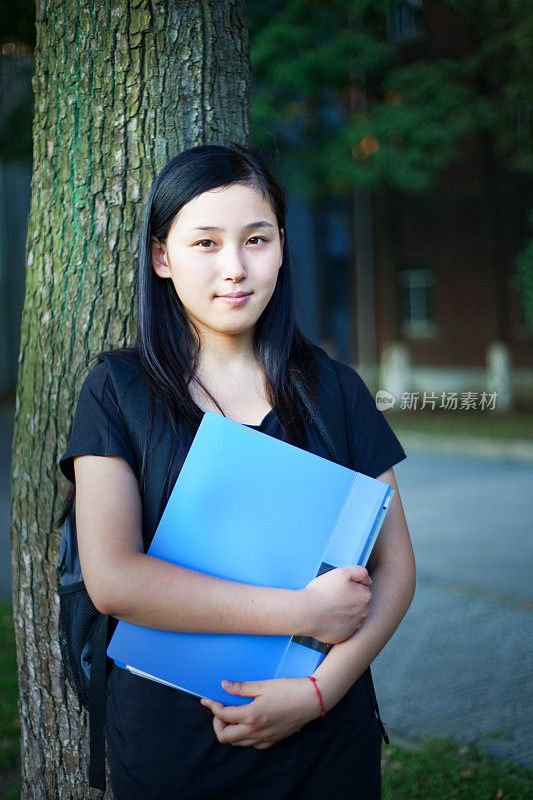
311, 466, 415, 709
201, 466, 415, 747
74, 453, 371, 639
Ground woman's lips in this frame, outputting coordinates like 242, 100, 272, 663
216, 293, 252, 305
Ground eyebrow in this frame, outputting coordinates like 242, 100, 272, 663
190, 220, 276, 232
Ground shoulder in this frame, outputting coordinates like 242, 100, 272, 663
330, 359, 374, 410
60, 350, 142, 485
78, 347, 143, 397
303, 344, 406, 477
76, 361, 112, 405
70, 349, 146, 426
307, 343, 372, 403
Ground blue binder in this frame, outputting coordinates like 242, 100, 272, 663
107, 411, 394, 704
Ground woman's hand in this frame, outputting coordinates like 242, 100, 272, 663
300, 565, 372, 644
200, 677, 324, 749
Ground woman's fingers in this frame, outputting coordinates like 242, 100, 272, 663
221, 679, 263, 697
347, 565, 372, 585
203, 677, 317, 748
204, 696, 274, 746
212, 715, 229, 741
212, 715, 262, 745
200, 697, 224, 714
201, 698, 253, 725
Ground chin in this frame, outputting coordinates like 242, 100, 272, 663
219, 322, 257, 336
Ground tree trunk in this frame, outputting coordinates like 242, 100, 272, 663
10, 1, 250, 797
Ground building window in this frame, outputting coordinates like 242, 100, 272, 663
398, 266, 437, 337
387, 0, 425, 42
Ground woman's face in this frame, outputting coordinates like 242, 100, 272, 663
151, 182, 284, 344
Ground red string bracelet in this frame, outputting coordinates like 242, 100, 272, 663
307, 676, 325, 716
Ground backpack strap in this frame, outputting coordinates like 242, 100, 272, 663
101, 352, 174, 542
87, 614, 109, 790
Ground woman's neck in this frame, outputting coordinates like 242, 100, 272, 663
189, 331, 270, 422
194, 328, 257, 375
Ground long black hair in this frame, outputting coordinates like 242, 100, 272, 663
58, 142, 319, 525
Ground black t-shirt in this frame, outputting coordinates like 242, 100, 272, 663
59, 358, 406, 489
58, 355, 406, 800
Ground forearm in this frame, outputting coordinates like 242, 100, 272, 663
98, 552, 306, 637
201, 558, 416, 749
312, 557, 416, 712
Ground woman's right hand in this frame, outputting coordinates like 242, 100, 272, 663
299, 566, 372, 644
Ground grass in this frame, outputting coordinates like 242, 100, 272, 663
382, 738, 533, 799
384, 405, 533, 441
1, 599, 532, 799
0, 602, 20, 800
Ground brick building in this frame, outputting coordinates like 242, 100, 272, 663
293, 2, 533, 404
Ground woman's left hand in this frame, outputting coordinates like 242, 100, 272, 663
200, 677, 324, 749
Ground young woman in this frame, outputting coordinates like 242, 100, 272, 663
59, 143, 415, 800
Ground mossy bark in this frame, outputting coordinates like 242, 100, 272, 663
10, 1, 250, 797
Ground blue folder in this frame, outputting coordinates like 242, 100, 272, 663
107, 411, 395, 704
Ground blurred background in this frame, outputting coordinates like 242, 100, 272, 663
1, 1, 533, 403
1, 0, 532, 796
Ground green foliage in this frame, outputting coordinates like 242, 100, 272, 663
323, 60, 476, 192
445, 0, 533, 316
250, 0, 533, 186
443, 0, 533, 174
249, 0, 480, 198
0, 0, 36, 49
512, 208, 533, 322
248, 0, 533, 304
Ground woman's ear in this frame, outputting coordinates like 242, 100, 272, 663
151, 236, 171, 278
279, 228, 285, 268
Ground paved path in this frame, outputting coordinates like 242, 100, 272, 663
1, 407, 532, 766
372, 451, 533, 768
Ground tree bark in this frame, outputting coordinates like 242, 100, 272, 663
10, 1, 250, 797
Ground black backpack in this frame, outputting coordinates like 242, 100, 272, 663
57, 351, 173, 790
57, 346, 388, 792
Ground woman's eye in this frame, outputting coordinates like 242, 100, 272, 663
194, 237, 267, 248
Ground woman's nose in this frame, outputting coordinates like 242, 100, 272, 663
221, 248, 247, 283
